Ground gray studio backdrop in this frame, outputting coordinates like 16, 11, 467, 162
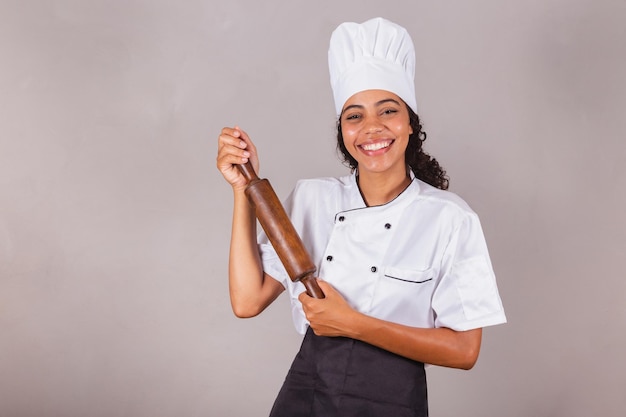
1, 1, 625, 416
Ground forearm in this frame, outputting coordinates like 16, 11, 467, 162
301, 281, 482, 369
348, 313, 482, 370
228, 189, 282, 317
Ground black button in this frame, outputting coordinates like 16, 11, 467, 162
338, 216, 345, 222
326, 255, 333, 262
384, 223, 391, 229
371, 266, 377, 273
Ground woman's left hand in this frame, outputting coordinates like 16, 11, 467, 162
298, 281, 361, 337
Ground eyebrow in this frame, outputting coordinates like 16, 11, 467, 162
342, 98, 402, 114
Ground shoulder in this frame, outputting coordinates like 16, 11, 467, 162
292, 174, 355, 197
414, 179, 477, 219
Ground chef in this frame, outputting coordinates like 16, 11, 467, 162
216, 17, 506, 417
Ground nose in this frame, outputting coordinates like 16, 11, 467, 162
365, 118, 383, 134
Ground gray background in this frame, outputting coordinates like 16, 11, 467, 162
1, 0, 625, 416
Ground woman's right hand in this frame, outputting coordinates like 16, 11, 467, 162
216, 126, 260, 191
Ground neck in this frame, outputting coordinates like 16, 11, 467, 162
357, 168, 412, 207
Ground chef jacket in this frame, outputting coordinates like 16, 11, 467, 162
259, 173, 506, 335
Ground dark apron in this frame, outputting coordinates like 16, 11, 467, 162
269, 327, 428, 417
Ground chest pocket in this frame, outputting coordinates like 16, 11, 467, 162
383, 266, 435, 284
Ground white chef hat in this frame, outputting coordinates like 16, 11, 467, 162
328, 17, 417, 116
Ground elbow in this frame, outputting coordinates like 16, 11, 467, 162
457, 345, 480, 370
459, 357, 478, 371
232, 309, 256, 319
452, 328, 482, 370
231, 306, 259, 319
231, 302, 263, 319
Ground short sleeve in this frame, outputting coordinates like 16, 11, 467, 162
431, 212, 506, 331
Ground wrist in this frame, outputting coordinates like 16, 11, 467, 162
346, 310, 370, 340
232, 184, 248, 195
232, 187, 255, 216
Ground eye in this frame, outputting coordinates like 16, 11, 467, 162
381, 108, 398, 115
344, 113, 361, 121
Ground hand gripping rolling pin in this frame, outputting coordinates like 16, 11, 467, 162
237, 161, 325, 299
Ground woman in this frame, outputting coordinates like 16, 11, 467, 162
217, 17, 506, 417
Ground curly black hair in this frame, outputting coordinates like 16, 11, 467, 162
336, 105, 449, 190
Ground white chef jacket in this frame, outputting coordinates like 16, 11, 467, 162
259, 173, 506, 335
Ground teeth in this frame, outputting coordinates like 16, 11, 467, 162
362, 141, 390, 151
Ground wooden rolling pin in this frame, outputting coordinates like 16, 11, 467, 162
237, 161, 325, 299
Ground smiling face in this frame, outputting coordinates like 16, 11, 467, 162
340, 89, 413, 180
